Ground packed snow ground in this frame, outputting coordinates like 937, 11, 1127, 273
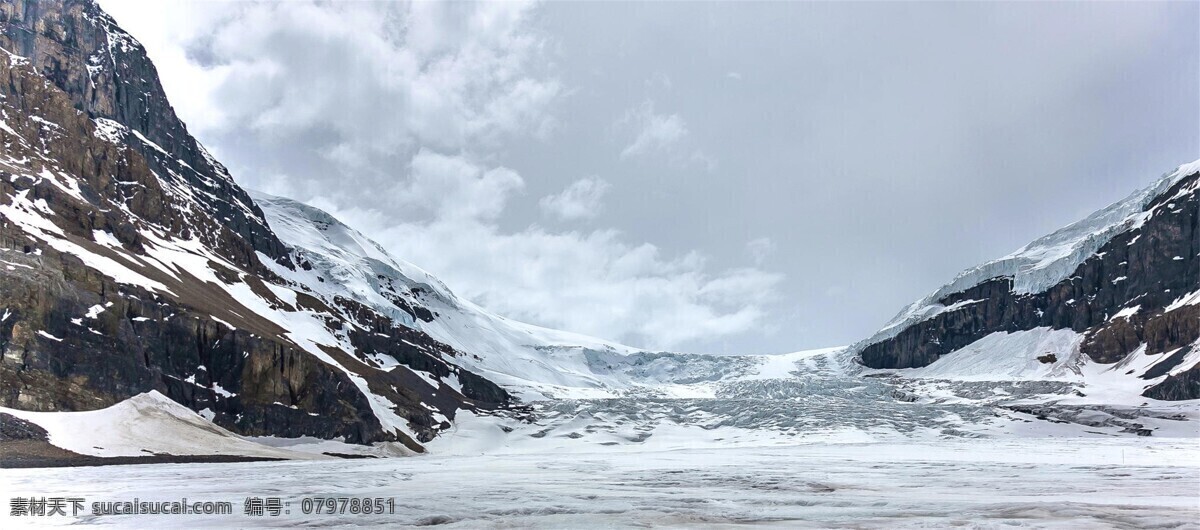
3, 333, 1197, 529
1, 438, 1196, 528
4, 343, 1198, 527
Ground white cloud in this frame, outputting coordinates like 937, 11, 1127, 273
317, 154, 781, 351
99, 0, 781, 352
746, 237, 776, 266
617, 100, 714, 170
402, 149, 525, 222
619, 100, 687, 159
102, 0, 560, 162
539, 176, 610, 221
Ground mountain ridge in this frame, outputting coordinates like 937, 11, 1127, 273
0, 0, 515, 451
0, 0, 1196, 466
856, 160, 1199, 400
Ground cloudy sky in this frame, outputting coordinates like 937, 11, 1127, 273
99, 0, 1197, 355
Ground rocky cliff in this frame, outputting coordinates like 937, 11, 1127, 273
1, 0, 286, 267
0, 0, 509, 451
856, 163, 1199, 400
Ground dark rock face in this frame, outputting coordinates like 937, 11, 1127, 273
0, 0, 511, 449
0, 235, 505, 444
0, 412, 49, 441
0, 0, 288, 268
859, 171, 1199, 400
457, 369, 510, 405
1143, 361, 1200, 401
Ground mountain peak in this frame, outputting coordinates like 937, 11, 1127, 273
1, 0, 289, 267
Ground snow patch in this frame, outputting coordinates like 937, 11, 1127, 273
0, 391, 316, 459
1165, 290, 1200, 313
91, 229, 123, 249
84, 304, 108, 319
36, 330, 63, 342
1109, 305, 1140, 321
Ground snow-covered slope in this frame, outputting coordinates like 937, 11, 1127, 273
868, 327, 1197, 405
253, 192, 798, 401
1, 391, 313, 459
888, 328, 1086, 382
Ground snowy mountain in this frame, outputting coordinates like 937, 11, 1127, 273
251, 192, 790, 402
855, 160, 1200, 400
0, 0, 516, 454
1, 0, 1196, 467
